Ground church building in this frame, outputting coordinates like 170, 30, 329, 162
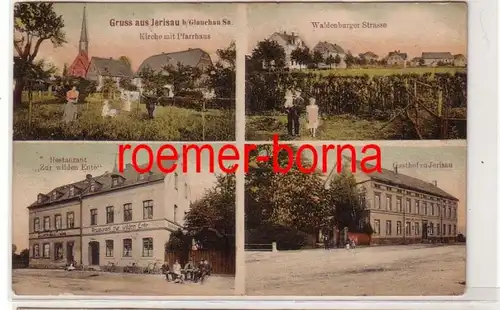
68, 6, 90, 78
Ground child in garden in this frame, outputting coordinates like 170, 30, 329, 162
306, 97, 319, 138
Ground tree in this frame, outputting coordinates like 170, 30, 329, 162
250, 39, 286, 70
344, 51, 355, 68
12, 244, 17, 254
334, 54, 342, 68
13, 2, 67, 107
290, 47, 311, 69
205, 41, 236, 102
180, 173, 236, 251
119, 56, 132, 69
62, 63, 68, 77
312, 50, 324, 68
101, 77, 118, 99
325, 55, 334, 69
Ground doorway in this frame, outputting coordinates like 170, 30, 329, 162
422, 221, 428, 241
66, 241, 74, 263
89, 241, 100, 266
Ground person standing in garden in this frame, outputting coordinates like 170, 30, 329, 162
292, 88, 305, 136
63, 86, 79, 123
283, 89, 294, 136
306, 97, 319, 138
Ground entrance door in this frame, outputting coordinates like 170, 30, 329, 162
89, 241, 100, 266
422, 221, 428, 241
66, 242, 74, 263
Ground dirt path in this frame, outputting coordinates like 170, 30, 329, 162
13, 269, 235, 296
246, 244, 465, 296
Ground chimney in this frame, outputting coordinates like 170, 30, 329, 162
432, 180, 437, 186
86, 174, 92, 179
291, 32, 295, 36
393, 166, 398, 174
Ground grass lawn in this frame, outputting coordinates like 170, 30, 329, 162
309, 67, 466, 76
245, 114, 393, 141
13, 95, 235, 141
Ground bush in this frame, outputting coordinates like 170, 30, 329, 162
246, 224, 308, 250
54, 76, 97, 103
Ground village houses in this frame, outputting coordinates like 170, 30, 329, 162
312, 41, 347, 68
453, 54, 467, 67
421, 52, 455, 66
268, 31, 308, 69
386, 50, 408, 66
324, 157, 459, 245
28, 162, 191, 269
359, 51, 379, 63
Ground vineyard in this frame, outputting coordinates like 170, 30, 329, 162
245, 71, 467, 140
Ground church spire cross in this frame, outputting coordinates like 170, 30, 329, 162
79, 4, 89, 56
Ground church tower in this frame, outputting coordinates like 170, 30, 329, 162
78, 5, 89, 57
68, 4, 91, 78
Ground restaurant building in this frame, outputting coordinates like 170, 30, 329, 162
28, 162, 191, 269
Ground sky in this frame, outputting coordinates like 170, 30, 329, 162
12, 142, 237, 250
247, 2, 467, 58
30, 2, 237, 72
289, 141, 467, 234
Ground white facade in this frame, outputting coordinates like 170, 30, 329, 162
81, 172, 190, 268
269, 32, 306, 70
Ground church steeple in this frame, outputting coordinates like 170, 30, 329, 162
78, 5, 89, 56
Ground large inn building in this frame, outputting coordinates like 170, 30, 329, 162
325, 158, 459, 244
28, 163, 191, 268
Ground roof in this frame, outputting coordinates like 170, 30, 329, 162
89, 57, 133, 77
387, 51, 408, 60
421, 52, 454, 59
326, 157, 458, 201
360, 51, 378, 58
29, 161, 177, 209
270, 31, 303, 45
454, 54, 466, 59
313, 41, 345, 54
136, 48, 212, 74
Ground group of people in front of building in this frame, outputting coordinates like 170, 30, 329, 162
283, 87, 320, 138
162, 259, 212, 284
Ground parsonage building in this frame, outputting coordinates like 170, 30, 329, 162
28, 162, 191, 268
325, 157, 459, 244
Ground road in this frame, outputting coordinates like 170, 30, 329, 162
246, 244, 465, 296
12, 269, 235, 296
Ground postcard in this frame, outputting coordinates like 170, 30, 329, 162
12, 142, 236, 296
13, 2, 237, 141
244, 2, 467, 141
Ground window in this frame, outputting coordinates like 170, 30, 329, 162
90, 181, 96, 192
423, 202, 428, 215
396, 197, 402, 212
105, 240, 114, 257
123, 203, 132, 222
123, 239, 132, 257
42, 243, 50, 258
34, 218, 40, 232
43, 216, 50, 231
374, 193, 381, 209
415, 200, 420, 214
448, 224, 452, 235
385, 195, 392, 210
373, 219, 380, 235
143, 200, 153, 219
184, 183, 188, 199
111, 176, 119, 187
67, 212, 75, 228
139, 173, 145, 181
406, 199, 411, 213
33, 244, 40, 258
437, 205, 441, 216
52, 191, 57, 200
437, 224, 441, 235
106, 206, 114, 224
396, 221, 402, 235
442, 206, 446, 218
142, 238, 153, 257
415, 222, 420, 236
448, 207, 452, 218
430, 222, 434, 235
174, 173, 178, 190
405, 221, 411, 235
69, 186, 75, 197
453, 225, 457, 235
174, 205, 178, 222
431, 203, 435, 216
443, 224, 447, 235
385, 220, 392, 236
55, 214, 62, 230
90, 209, 97, 226
54, 242, 63, 260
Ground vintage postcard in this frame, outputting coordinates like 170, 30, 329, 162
13, 2, 237, 141
245, 2, 467, 141
12, 142, 236, 296
244, 142, 466, 295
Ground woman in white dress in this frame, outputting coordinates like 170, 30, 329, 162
306, 97, 319, 138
